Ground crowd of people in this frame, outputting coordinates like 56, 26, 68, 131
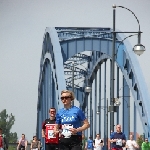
0, 90, 150, 150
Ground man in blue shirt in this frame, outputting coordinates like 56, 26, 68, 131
85, 136, 93, 150
54, 90, 90, 150
109, 125, 126, 150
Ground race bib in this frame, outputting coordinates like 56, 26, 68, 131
48, 130, 54, 139
116, 139, 122, 146
46, 124, 55, 139
61, 124, 73, 138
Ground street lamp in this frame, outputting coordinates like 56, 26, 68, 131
110, 4, 146, 132
85, 86, 92, 93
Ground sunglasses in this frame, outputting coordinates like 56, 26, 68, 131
50, 111, 56, 113
61, 96, 71, 100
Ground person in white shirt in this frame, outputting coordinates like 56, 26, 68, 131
93, 134, 103, 150
126, 134, 139, 150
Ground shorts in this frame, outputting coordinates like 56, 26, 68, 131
19, 145, 25, 150
59, 135, 82, 150
112, 148, 123, 150
45, 143, 59, 150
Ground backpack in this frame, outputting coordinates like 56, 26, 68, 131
87, 139, 93, 149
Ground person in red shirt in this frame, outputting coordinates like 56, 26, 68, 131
42, 108, 59, 150
0, 128, 8, 150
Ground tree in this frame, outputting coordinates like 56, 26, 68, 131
137, 135, 144, 150
0, 109, 18, 143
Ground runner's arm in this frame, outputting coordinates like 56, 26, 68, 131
133, 141, 139, 149
125, 141, 129, 148
76, 119, 90, 132
30, 142, 32, 149
38, 141, 40, 150
42, 121, 46, 138
85, 141, 87, 149
41, 129, 45, 138
17, 140, 21, 150
54, 124, 60, 135
25, 140, 28, 150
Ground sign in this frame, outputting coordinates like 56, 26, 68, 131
61, 124, 73, 138
45, 124, 59, 144
116, 139, 122, 146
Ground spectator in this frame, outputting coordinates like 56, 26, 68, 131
85, 136, 94, 150
141, 138, 150, 150
0, 128, 8, 150
17, 134, 28, 150
30, 136, 40, 150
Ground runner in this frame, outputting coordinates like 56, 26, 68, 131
109, 124, 126, 150
42, 107, 59, 150
93, 134, 103, 150
54, 90, 90, 150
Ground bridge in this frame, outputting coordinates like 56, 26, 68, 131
36, 27, 150, 149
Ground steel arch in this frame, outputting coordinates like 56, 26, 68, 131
37, 27, 150, 143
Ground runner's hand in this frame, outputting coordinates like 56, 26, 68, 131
113, 139, 118, 142
69, 128, 78, 134
53, 129, 59, 136
122, 140, 126, 143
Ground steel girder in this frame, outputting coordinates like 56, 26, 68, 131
37, 27, 150, 143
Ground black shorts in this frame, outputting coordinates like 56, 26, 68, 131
19, 145, 25, 150
45, 143, 59, 150
59, 135, 82, 150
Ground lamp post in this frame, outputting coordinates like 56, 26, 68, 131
97, 98, 109, 150
110, 4, 146, 132
72, 61, 75, 106
114, 97, 130, 139
85, 85, 92, 138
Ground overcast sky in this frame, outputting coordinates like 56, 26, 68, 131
0, 0, 150, 140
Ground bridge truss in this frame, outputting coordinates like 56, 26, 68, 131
36, 27, 150, 147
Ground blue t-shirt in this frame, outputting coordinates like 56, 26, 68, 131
56, 106, 86, 135
87, 139, 93, 149
110, 132, 126, 148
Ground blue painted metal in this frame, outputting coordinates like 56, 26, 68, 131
37, 27, 150, 145
98, 64, 102, 136
122, 77, 130, 139
104, 61, 107, 150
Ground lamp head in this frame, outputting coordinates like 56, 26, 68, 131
114, 98, 121, 106
85, 86, 92, 93
133, 43, 145, 56
112, 4, 116, 8
97, 106, 100, 114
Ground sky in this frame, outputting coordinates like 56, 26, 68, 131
0, 0, 150, 140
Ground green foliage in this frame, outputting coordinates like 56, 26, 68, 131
0, 109, 18, 143
137, 134, 144, 149
8, 145, 16, 150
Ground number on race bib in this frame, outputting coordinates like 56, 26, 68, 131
116, 139, 122, 146
61, 124, 73, 138
48, 130, 54, 138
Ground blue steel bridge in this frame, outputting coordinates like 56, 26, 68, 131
36, 27, 150, 146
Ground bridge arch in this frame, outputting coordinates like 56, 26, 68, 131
37, 27, 150, 144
